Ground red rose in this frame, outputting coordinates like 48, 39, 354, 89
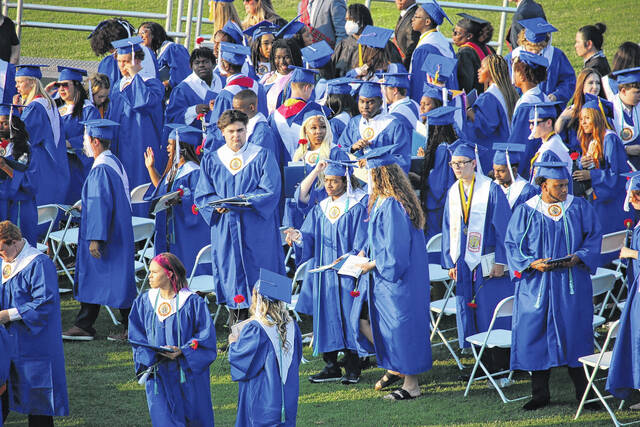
196, 113, 205, 121
570, 152, 579, 161
298, 139, 308, 145
177, 188, 184, 197
233, 294, 245, 303
467, 302, 478, 308
625, 218, 634, 228
514, 270, 522, 279
350, 290, 360, 297
196, 143, 203, 156
196, 37, 204, 44
191, 204, 199, 215
190, 339, 199, 350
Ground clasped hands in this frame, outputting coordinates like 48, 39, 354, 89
529, 254, 580, 272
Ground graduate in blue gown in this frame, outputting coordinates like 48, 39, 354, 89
232, 89, 279, 157
129, 253, 216, 427
54, 66, 101, 203
0, 325, 9, 426
607, 173, 640, 400
14, 65, 70, 207
64, 119, 136, 340
138, 22, 191, 91
505, 160, 602, 411
107, 37, 165, 213
143, 125, 211, 276
505, 18, 576, 104
610, 67, 640, 170
338, 81, 411, 173
229, 271, 302, 426
0, 105, 37, 246
194, 109, 284, 322
492, 143, 538, 211
325, 79, 358, 143
350, 146, 431, 400
382, 72, 420, 131
286, 158, 368, 383
441, 142, 513, 348
0, 222, 69, 423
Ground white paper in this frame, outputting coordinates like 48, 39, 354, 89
337, 255, 370, 278
480, 252, 508, 278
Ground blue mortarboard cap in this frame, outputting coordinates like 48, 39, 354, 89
165, 123, 203, 146
275, 15, 304, 39
582, 93, 614, 118
257, 268, 291, 303
301, 41, 334, 69
357, 25, 393, 49
243, 20, 279, 39
15, 64, 47, 79
421, 105, 458, 125
219, 42, 250, 65
326, 78, 352, 95
288, 66, 318, 84
516, 51, 548, 69
301, 108, 325, 124
527, 100, 563, 120
81, 119, 120, 140
519, 18, 557, 44
111, 36, 143, 55
57, 66, 88, 82
451, 141, 477, 159
324, 155, 355, 176
421, 53, 457, 84
418, 0, 452, 26
0, 103, 20, 118
457, 13, 489, 25
623, 171, 640, 191
422, 83, 442, 99
533, 161, 570, 180
387, 63, 408, 74
358, 81, 383, 99
492, 143, 526, 165
380, 73, 411, 89
360, 145, 396, 168
612, 67, 640, 85
221, 20, 244, 44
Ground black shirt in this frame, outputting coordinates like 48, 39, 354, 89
584, 53, 611, 78
0, 16, 19, 63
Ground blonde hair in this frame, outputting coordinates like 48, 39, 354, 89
17, 76, 55, 108
484, 55, 518, 121
293, 114, 333, 189
249, 287, 293, 350
212, 2, 241, 37
241, 0, 280, 29
517, 29, 549, 54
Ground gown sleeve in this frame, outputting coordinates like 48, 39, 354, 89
193, 154, 221, 225
504, 203, 538, 278
572, 200, 603, 274
229, 321, 269, 381
489, 184, 512, 264
241, 150, 282, 220
120, 74, 164, 111
440, 192, 455, 269
83, 167, 113, 242
180, 296, 217, 374
548, 49, 576, 104
372, 199, 413, 283
13, 257, 58, 336
589, 133, 627, 203
128, 295, 158, 373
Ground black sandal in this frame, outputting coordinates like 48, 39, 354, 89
374, 372, 402, 391
383, 388, 418, 401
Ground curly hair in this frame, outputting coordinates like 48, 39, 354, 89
138, 21, 172, 53
512, 56, 547, 85
269, 38, 303, 72
89, 18, 135, 56
368, 163, 425, 229
517, 29, 549, 54
249, 286, 293, 351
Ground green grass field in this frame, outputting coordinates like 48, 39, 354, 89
4, 0, 640, 425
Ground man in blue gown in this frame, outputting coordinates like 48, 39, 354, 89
338, 81, 411, 173
194, 109, 284, 325
505, 160, 602, 411
232, 89, 279, 156
441, 142, 513, 353
381, 72, 420, 130
0, 221, 69, 426
63, 119, 135, 341
492, 143, 538, 211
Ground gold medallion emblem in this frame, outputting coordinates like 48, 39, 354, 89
621, 128, 634, 142
157, 302, 172, 317
548, 204, 562, 217
229, 157, 243, 171
362, 127, 375, 141
307, 153, 320, 165
328, 206, 341, 220
2, 264, 11, 279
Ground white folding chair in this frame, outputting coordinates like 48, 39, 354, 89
287, 259, 310, 323
464, 296, 528, 403
187, 244, 225, 325
610, 258, 630, 317
575, 320, 640, 426
48, 202, 82, 292
591, 270, 617, 350
132, 216, 155, 272
133, 220, 155, 291
36, 204, 59, 253
130, 183, 151, 204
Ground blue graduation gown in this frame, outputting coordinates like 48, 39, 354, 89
423, 143, 456, 241
351, 197, 432, 374
408, 40, 458, 102
0, 326, 10, 425
0, 251, 69, 416
500, 178, 539, 211
75, 155, 136, 308
441, 179, 513, 348
21, 100, 70, 206
294, 195, 368, 353
338, 113, 412, 173
98, 54, 120, 87
230, 320, 302, 427
505, 195, 601, 370
209, 74, 268, 127
511, 87, 547, 179
249, 118, 279, 156
157, 41, 191, 89
329, 112, 350, 143
0, 60, 16, 103
165, 73, 221, 130
606, 223, 640, 399
129, 290, 216, 427
144, 163, 211, 275
60, 101, 100, 203
108, 74, 165, 202
194, 144, 284, 309
0, 151, 38, 246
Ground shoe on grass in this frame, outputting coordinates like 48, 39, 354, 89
62, 326, 95, 341
107, 329, 129, 342
308, 366, 342, 383
341, 372, 360, 384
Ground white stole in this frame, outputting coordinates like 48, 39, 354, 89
272, 111, 302, 159
31, 97, 61, 146
387, 98, 420, 128
319, 190, 365, 225
613, 96, 640, 145
257, 319, 295, 384
1, 240, 43, 284
497, 176, 527, 209
93, 150, 131, 207
216, 142, 261, 175
448, 174, 492, 270
183, 72, 222, 100
525, 194, 574, 222
175, 161, 199, 181
416, 30, 454, 58
247, 112, 267, 140
148, 288, 195, 322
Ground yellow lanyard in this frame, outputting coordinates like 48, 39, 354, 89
530, 132, 555, 176
418, 29, 437, 46
459, 176, 475, 224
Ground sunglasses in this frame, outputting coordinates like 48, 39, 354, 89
55, 82, 70, 88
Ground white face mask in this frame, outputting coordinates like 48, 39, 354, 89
345, 20, 359, 36
83, 133, 94, 158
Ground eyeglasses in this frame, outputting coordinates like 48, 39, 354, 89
528, 120, 545, 126
449, 160, 473, 168
55, 82, 70, 88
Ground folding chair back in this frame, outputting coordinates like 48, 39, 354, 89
187, 244, 225, 324
426, 233, 442, 254
592, 272, 616, 298
37, 204, 59, 252
288, 260, 310, 322
189, 244, 213, 285
130, 183, 151, 204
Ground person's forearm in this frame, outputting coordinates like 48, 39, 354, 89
298, 170, 319, 204
147, 166, 161, 187
9, 44, 20, 64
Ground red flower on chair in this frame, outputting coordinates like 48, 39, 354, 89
233, 294, 245, 304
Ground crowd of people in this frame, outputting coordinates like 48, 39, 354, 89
1, 0, 640, 425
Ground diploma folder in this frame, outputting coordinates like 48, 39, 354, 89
129, 339, 177, 353
284, 164, 306, 198
309, 254, 370, 278
207, 195, 252, 207
601, 230, 629, 254
150, 190, 181, 215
